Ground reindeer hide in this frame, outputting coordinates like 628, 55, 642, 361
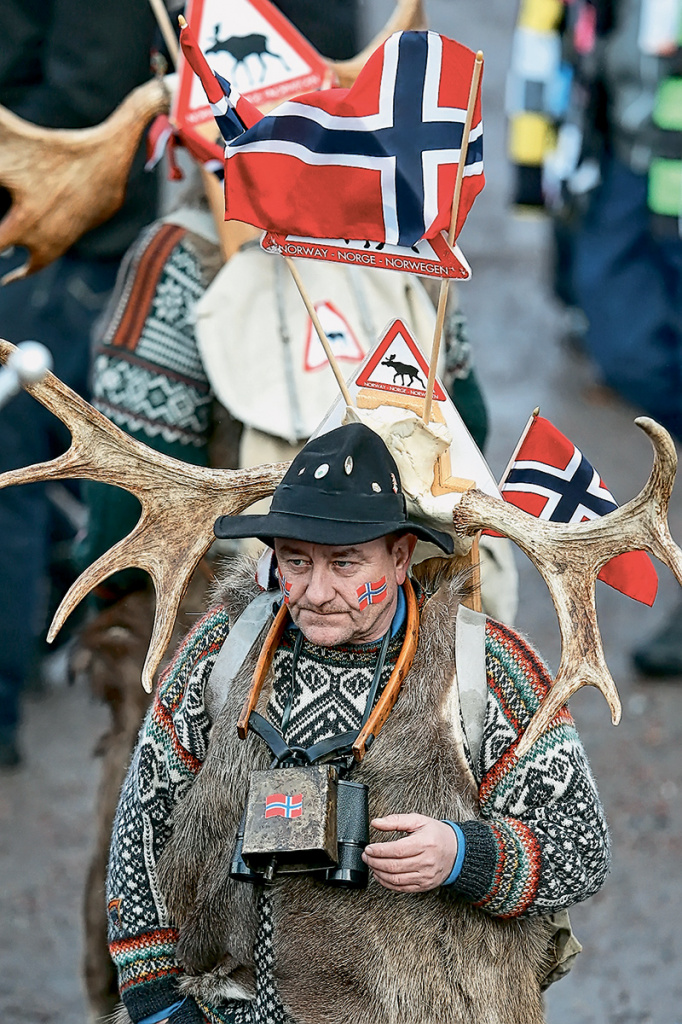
158, 566, 552, 1024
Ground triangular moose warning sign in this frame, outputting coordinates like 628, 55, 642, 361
304, 301, 365, 372
175, 0, 332, 131
356, 319, 447, 401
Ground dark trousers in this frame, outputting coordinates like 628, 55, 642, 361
0, 251, 118, 741
572, 154, 682, 444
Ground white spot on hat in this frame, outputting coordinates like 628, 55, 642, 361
390, 473, 398, 493
372, 482, 382, 492
298, 466, 306, 475
314, 463, 329, 479
344, 456, 353, 475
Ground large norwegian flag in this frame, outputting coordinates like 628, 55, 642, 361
221, 30, 484, 247
499, 414, 658, 606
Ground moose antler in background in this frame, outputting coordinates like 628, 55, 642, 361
452, 417, 682, 757
0, 77, 169, 285
0, 339, 286, 690
329, 0, 427, 87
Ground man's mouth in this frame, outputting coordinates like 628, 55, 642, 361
298, 608, 347, 617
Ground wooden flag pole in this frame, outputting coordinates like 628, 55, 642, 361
148, 0, 180, 65
423, 50, 484, 424
497, 407, 540, 489
285, 256, 355, 407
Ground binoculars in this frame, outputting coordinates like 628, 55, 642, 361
231, 765, 369, 889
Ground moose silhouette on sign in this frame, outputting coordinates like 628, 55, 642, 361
205, 28, 291, 85
381, 353, 425, 388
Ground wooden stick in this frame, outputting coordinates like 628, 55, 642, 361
497, 407, 540, 490
148, 0, 180, 66
423, 50, 484, 424
285, 256, 354, 407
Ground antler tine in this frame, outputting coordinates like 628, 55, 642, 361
0, 77, 169, 284
452, 416, 682, 757
0, 340, 287, 691
329, 0, 427, 88
628, 416, 682, 580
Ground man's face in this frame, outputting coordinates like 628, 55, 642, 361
274, 534, 416, 647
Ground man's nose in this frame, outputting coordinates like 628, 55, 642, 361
304, 562, 336, 605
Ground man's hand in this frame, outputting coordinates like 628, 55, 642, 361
362, 813, 457, 892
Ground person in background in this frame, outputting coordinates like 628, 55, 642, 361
0, 0, 162, 768
507, 0, 682, 676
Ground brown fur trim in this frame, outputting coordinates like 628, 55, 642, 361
159, 569, 551, 1024
107, 1004, 133, 1024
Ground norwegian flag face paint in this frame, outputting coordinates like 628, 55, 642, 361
356, 576, 388, 610
278, 568, 293, 604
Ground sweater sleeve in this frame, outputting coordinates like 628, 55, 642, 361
106, 605, 230, 1023
448, 618, 611, 918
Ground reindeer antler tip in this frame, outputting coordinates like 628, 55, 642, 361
1, 262, 30, 287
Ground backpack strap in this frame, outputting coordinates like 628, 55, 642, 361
454, 603, 488, 775
205, 591, 278, 722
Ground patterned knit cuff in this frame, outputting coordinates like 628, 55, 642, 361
446, 820, 497, 903
121, 975, 185, 1023
168, 998, 205, 1024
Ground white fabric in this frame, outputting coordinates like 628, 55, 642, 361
195, 247, 439, 444
454, 603, 488, 771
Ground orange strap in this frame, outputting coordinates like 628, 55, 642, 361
237, 601, 289, 739
352, 581, 419, 761
237, 583, 420, 761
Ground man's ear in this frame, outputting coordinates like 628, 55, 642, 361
394, 533, 418, 584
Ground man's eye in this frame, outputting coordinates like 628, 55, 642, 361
333, 561, 353, 569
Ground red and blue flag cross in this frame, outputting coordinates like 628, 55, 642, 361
226, 32, 483, 248
504, 452, 621, 522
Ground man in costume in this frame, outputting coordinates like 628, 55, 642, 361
107, 422, 609, 1024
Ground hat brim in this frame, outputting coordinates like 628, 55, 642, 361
214, 510, 454, 554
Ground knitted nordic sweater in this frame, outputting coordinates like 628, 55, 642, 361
107, 598, 610, 1024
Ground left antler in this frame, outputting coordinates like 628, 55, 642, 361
0, 339, 287, 690
452, 417, 682, 757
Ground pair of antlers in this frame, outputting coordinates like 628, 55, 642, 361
0, 0, 426, 285
2, 337, 681, 755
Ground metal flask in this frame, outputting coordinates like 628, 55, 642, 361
240, 765, 339, 879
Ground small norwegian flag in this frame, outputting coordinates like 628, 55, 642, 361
278, 568, 292, 604
265, 793, 303, 819
356, 577, 388, 610
499, 413, 658, 606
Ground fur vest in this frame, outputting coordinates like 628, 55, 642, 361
157, 570, 552, 1024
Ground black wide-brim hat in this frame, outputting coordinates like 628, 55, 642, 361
214, 422, 453, 553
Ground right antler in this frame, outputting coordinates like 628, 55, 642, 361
0, 77, 169, 285
452, 417, 682, 756
0, 339, 287, 691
